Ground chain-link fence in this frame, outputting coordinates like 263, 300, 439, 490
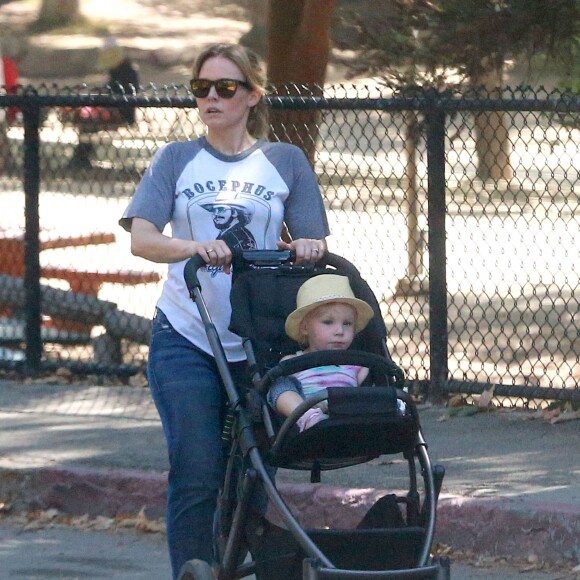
0, 84, 578, 407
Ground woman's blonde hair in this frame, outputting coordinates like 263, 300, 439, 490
192, 43, 269, 139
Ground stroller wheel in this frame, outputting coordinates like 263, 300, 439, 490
177, 559, 216, 580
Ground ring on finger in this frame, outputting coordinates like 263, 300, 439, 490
207, 248, 215, 254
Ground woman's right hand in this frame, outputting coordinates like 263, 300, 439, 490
130, 218, 232, 273
194, 240, 232, 274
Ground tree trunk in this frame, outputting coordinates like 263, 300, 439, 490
37, 0, 81, 30
267, 0, 336, 162
471, 65, 513, 183
267, 0, 335, 85
240, 0, 268, 56
395, 111, 429, 296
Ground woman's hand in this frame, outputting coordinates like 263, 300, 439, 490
130, 218, 232, 273
277, 238, 327, 264
195, 240, 232, 274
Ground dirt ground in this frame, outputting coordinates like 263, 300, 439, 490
0, 0, 357, 87
0, 0, 257, 86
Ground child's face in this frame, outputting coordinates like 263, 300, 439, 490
300, 303, 357, 352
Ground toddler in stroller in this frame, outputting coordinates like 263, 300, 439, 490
179, 250, 450, 580
267, 273, 404, 431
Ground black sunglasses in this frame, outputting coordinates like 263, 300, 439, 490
189, 78, 252, 99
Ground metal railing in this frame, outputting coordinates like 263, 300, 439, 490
0, 84, 578, 407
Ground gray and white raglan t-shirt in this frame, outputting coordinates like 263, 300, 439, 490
120, 137, 330, 361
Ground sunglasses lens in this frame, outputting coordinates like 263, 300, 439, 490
215, 80, 238, 98
190, 79, 211, 98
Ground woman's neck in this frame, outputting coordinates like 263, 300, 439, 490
206, 130, 256, 156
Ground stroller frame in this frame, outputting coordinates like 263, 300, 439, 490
178, 251, 450, 580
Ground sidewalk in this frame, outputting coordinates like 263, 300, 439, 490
0, 379, 578, 569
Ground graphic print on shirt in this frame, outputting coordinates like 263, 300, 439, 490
189, 189, 273, 247
201, 191, 258, 252
172, 147, 290, 278
186, 189, 273, 276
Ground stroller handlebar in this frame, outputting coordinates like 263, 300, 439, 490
183, 254, 207, 294
183, 249, 295, 295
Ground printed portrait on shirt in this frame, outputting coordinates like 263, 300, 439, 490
201, 197, 257, 251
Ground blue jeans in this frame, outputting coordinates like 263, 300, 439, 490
147, 309, 250, 579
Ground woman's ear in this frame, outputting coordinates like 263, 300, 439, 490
247, 89, 262, 109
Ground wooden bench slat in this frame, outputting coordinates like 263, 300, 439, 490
40, 267, 161, 295
0, 317, 91, 345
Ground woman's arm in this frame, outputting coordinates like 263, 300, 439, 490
130, 217, 232, 271
277, 145, 330, 263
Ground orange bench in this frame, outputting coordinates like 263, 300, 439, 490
0, 228, 161, 335
0, 228, 160, 295
0, 229, 116, 279
39, 266, 161, 295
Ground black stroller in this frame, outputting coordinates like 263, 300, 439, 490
179, 250, 450, 580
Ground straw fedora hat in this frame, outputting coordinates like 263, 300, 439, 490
285, 274, 374, 342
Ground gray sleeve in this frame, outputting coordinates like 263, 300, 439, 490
119, 141, 198, 233
267, 375, 305, 409
262, 143, 330, 239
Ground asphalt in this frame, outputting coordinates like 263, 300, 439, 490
0, 379, 578, 572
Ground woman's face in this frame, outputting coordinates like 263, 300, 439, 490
196, 56, 260, 133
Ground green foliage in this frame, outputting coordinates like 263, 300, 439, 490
337, 0, 580, 89
557, 35, 580, 94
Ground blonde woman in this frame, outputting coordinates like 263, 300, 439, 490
120, 43, 328, 578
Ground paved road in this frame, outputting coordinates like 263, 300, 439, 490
1, 382, 577, 505
0, 520, 573, 580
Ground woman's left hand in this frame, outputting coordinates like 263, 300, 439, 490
277, 238, 327, 264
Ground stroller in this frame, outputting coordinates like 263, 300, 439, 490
179, 250, 450, 580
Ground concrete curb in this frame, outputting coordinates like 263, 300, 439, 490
1, 467, 578, 567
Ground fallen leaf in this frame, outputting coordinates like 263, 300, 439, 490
478, 384, 496, 408
55, 367, 73, 379
526, 552, 540, 565
447, 405, 480, 417
128, 372, 149, 388
89, 516, 115, 530
448, 395, 466, 408
542, 408, 561, 421
551, 410, 580, 424
36, 509, 60, 521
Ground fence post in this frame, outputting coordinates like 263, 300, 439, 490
22, 100, 42, 373
425, 104, 448, 403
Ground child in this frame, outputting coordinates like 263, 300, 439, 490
267, 274, 375, 431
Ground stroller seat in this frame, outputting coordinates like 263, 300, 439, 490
266, 386, 418, 467
229, 256, 416, 472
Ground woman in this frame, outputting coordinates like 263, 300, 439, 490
119, 43, 329, 578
